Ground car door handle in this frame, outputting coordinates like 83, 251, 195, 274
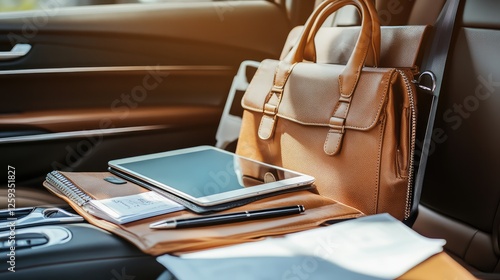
0, 43, 32, 61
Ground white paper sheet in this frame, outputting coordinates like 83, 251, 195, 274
88, 191, 184, 224
157, 214, 445, 279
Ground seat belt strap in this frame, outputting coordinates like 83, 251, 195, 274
411, 0, 462, 216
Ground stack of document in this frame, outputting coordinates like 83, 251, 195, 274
87, 191, 184, 224
157, 214, 446, 279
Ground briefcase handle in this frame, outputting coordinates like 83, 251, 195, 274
283, 0, 381, 97
304, 0, 380, 67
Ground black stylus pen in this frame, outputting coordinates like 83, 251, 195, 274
149, 205, 305, 229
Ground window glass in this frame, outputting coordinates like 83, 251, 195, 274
0, 0, 256, 13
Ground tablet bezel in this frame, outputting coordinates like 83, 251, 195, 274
108, 146, 314, 206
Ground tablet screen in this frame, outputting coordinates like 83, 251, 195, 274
116, 148, 303, 198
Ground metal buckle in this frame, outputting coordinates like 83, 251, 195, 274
412, 71, 437, 94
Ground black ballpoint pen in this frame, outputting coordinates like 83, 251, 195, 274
149, 205, 305, 229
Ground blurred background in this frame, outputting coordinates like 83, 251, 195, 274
0, 0, 221, 12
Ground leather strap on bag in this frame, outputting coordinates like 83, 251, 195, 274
411, 0, 461, 218
258, 0, 381, 147
324, 96, 351, 155
258, 0, 347, 140
304, 0, 380, 155
258, 61, 296, 140
305, 0, 380, 155
303, 1, 380, 66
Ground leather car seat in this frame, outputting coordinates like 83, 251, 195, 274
316, 0, 499, 277
410, 1, 500, 278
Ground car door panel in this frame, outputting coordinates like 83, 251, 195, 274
0, 1, 290, 186
0, 66, 233, 113
0, 2, 289, 69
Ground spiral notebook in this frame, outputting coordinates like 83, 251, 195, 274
45, 171, 184, 224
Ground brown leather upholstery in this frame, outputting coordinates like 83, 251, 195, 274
411, 0, 500, 278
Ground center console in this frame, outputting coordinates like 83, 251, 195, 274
0, 207, 165, 280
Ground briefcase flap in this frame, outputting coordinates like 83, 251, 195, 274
242, 59, 395, 132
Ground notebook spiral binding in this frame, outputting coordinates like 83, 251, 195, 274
46, 171, 92, 206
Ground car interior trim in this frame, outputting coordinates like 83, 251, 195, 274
0, 106, 222, 133
0, 65, 233, 76
0, 125, 169, 144
0, 1, 290, 60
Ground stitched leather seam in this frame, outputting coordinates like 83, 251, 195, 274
344, 69, 393, 129
242, 66, 394, 113
324, 131, 331, 154
334, 131, 343, 152
244, 69, 393, 132
277, 62, 296, 87
323, 128, 344, 156
374, 118, 385, 214
258, 115, 272, 140
338, 75, 344, 98
348, 39, 369, 97
243, 107, 387, 132
245, 69, 393, 130
331, 98, 343, 117
464, 230, 479, 258
257, 62, 297, 140
342, 23, 371, 98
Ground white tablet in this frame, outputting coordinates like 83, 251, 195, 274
108, 146, 314, 206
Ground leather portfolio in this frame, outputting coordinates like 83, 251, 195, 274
43, 171, 362, 255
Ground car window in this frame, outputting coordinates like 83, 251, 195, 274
0, 0, 257, 13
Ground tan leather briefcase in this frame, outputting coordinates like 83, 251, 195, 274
237, 0, 428, 220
